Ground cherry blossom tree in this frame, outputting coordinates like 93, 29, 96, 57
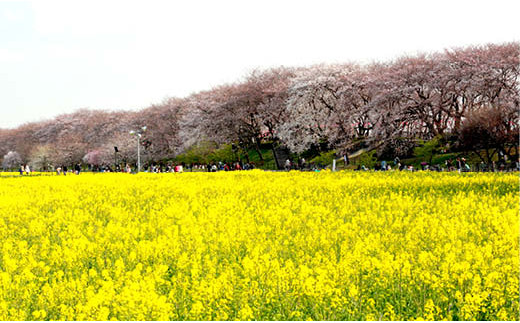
2, 151, 22, 170
246, 67, 296, 141
182, 82, 264, 160
138, 98, 186, 161
441, 42, 520, 132
29, 145, 53, 171
457, 104, 519, 163
0, 42, 517, 166
277, 64, 354, 153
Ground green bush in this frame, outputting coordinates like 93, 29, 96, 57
310, 150, 336, 167
354, 151, 378, 168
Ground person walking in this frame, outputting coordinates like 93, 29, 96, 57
456, 158, 462, 173
75, 163, 81, 175
19, 164, 24, 176
461, 158, 469, 172
285, 159, 291, 171
445, 159, 452, 171
25, 164, 30, 175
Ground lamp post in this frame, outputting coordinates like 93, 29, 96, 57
129, 126, 147, 173
114, 146, 118, 171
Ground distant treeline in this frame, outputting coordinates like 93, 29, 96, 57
1, 42, 518, 170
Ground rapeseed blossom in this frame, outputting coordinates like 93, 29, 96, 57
0, 171, 517, 320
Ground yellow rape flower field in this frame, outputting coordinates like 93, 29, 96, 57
0, 171, 518, 320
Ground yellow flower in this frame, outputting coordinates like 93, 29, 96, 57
0, 171, 517, 320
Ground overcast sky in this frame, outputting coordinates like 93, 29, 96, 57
1, 0, 519, 128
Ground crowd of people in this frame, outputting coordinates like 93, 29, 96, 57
56, 161, 258, 174
11, 155, 520, 176
355, 156, 520, 173
189, 161, 256, 172
54, 163, 82, 175
18, 164, 30, 175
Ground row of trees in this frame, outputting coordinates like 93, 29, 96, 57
1, 42, 519, 170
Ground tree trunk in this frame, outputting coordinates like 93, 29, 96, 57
243, 149, 250, 163
255, 140, 263, 161
271, 142, 281, 170
474, 150, 486, 163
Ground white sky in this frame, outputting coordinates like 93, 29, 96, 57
1, 0, 519, 128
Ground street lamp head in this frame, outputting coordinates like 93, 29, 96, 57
141, 126, 147, 131
129, 130, 135, 135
